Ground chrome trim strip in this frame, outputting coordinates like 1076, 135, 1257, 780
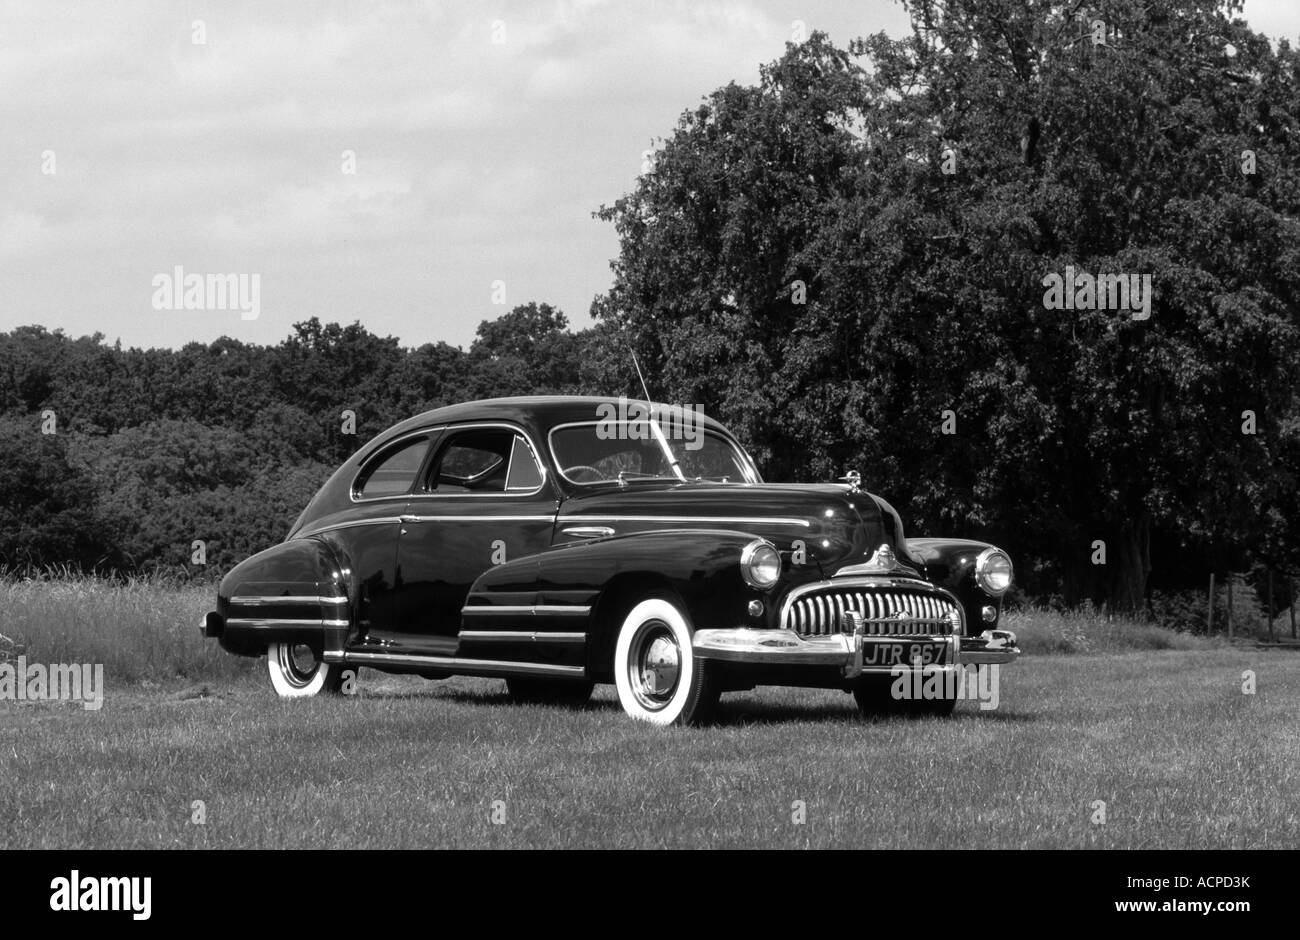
556, 515, 811, 528
402, 515, 556, 523
461, 605, 592, 615
458, 631, 587, 642
225, 618, 350, 628
406, 493, 557, 502
295, 517, 403, 539
230, 596, 348, 606
341, 651, 584, 678
299, 511, 559, 540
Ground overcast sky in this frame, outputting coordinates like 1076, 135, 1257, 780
3, 0, 1298, 351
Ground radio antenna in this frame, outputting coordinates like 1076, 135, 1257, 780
627, 340, 681, 479
630, 347, 653, 410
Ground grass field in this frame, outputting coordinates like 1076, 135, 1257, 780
1, 579, 1297, 849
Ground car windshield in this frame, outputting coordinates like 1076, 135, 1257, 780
550, 420, 759, 486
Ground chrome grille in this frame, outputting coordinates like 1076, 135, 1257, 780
783, 586, 962, 637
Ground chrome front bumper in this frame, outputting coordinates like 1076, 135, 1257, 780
693, 627, 1019, 678
960, 629, 1020, 665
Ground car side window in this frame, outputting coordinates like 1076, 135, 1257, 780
425, 427, 543, 495
354, 436, 431, 499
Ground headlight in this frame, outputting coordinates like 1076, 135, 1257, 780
740, 539, 781, 589
975, 548, 1013, 596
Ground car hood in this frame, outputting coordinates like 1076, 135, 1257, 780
556, 482, 905, 574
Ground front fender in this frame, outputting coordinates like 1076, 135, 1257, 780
907, 537, 1009, 633
466, 529, 774, 675
213, 538, 349, 657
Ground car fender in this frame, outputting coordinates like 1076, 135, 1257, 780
214, 537, 350, 657
465, 528, 775, 676
907, 537, 1009, 633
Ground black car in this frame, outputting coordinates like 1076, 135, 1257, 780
201, 396, 1018, 724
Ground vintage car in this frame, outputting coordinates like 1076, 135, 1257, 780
200, 396, 1018, 725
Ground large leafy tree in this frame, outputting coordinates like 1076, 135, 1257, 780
595, 1, 1300, 610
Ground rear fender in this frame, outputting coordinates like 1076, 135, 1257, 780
216, 538, 349, 657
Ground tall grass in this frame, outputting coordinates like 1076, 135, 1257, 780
0, 574, 251, 683
0, 576, 1227, 685
1005, 605, 1221, 655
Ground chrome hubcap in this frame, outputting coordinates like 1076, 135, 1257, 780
280, 643, 320, 688
628, 621, 681, 710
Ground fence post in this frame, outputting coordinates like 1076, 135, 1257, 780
1207, 573, 1215, 635
1291, 573, 1297, 640
1268, 568, 1275, 643
1227, 574, 1234, 639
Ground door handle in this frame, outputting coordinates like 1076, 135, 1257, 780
399, 514, 419, 523
561, 526, 615, 539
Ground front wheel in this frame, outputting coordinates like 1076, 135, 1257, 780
613, 597, 719, 726
266, 642, 348, 698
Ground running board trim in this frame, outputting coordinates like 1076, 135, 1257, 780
326, 649, 584, 678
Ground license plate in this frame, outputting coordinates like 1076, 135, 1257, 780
860, 640, 947, 668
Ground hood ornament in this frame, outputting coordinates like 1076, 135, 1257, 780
871, 543, 897, 571
833, 542, 902, 578
838, 469, 862, 494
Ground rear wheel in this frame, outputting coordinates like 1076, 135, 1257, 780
505, 677, 594, 707
613, 597, 719, 726
266, 642, 348, 698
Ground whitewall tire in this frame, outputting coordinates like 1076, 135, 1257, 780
266, 642, 347, 698
613, 597, 718, 726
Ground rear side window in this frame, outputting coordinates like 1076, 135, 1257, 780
439, 438, 506, 483
354, 436, 430, 499
423, 426, 545, 494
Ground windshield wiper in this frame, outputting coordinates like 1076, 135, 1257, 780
616, 470, 680, 486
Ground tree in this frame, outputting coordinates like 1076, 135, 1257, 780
595, 3, 1300, 611
0, 416, 119, 571
467, 303, 584, 397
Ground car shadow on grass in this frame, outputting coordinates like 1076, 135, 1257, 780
355, 680, 1036, 726
710, 702, 1037, 727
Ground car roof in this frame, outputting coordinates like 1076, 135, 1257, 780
375, 395, 734, 446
